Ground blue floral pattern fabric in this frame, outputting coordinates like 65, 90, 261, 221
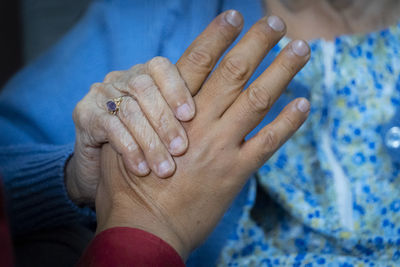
219, 23, 400, 266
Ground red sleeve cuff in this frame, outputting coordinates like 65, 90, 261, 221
77, 227, 185, 267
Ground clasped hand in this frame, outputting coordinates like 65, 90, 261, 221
96, 10, 310, 260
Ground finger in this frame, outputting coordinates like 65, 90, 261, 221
197, 15, 286, 118
147, 57, 195, 121
117, 95, 176, 178
112, 64, 146, 85
101, 115, 150, 176
222, 40, 310, 141
239, 98, 310, 173
176, 10, 244, 95
74, 84, 150, 177
98, 84, 176, 178
103, 70, 125, 83
119, 74, 189, 156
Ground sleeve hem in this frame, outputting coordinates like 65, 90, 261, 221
0, 143, 96, 235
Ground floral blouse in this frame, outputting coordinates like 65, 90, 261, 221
219, 22, 400, 266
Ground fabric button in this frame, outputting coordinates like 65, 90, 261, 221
385, 126, 400, 149
382, 107, 400, 163
383, 123, 400, 163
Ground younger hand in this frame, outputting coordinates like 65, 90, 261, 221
96, 13, 310, 260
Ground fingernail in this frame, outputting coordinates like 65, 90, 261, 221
158, 160, 173, 177
170, 136, 185, 154
137, 161, 149, 175
297, 98, 310, 113
176, 103, 194, 121
267, 15, 285, 32
291, 40, 310, 57
225, 10, 242, 27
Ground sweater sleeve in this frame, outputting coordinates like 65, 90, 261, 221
0, 2, 110, 235
77, 227, 185, 267
0, 144, 96, 235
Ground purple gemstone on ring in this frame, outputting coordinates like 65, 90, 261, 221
107, 100, 117, 112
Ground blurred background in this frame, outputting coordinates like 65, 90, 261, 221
0, 0, 91, 88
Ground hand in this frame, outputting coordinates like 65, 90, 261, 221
67, 60, 192, 203
66, 10, 245, 204
96, 13, 310, 260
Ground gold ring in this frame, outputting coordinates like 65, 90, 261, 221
106, 96, 127, 115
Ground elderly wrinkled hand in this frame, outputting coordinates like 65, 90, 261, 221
66, 57, 195, 203
95, 11, 310, 260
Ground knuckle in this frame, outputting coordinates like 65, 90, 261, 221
148, 56, 170, 71
254, 149, 270, 167
72, 101, 85, 123
217, 25, 236, 44
261, 129, 279, 152
185, 48, 214, 72
126, 142, 139, 154
277, 60, 296, 78
282, 113, 298, 131
146, 135, 161, 152
248, 24, 271, 44
165, 75, 185, 89
73, 91, 95, 122
119, 98, 140, 119
104, 71, 122, 82
74, 83, 106, 126
220, 56, 249, 82
129, 74, 155, 94
89, 82, 103, 94
246, 84, 272, 113
129, 63, 145, 72
154, 111, 172, 135
73, 101, 97, 131
127, 64, 146, 79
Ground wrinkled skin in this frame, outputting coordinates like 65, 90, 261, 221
67, 59, 194, 204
